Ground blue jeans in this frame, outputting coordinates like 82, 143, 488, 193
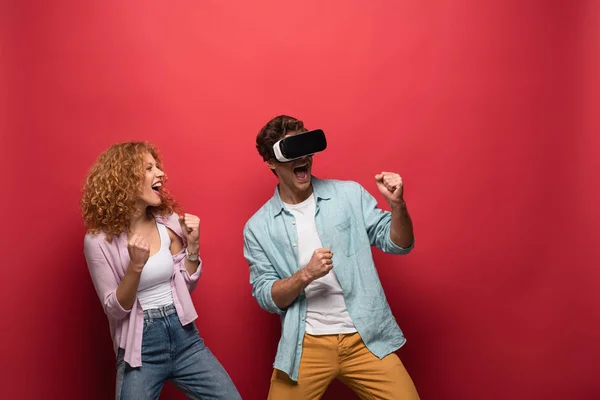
115, 304, 241, 400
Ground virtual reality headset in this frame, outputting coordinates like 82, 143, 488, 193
272, 129, 327, 163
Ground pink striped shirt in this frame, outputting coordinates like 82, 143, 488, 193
83, 213, 201, 367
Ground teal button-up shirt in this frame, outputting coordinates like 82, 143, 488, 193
243, 177, 414, 382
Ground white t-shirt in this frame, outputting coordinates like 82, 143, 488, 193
284, 194, 357, 335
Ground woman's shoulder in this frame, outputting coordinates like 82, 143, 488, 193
155, 213, 185, 242
83, 229, 123, 250
84, 230, 106, 244
155, 212, 180, 227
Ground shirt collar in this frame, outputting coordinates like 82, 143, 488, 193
268, 176, 332, 217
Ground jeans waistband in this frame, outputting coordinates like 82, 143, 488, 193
143, 303, 177, 320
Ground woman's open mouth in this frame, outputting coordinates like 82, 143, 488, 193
151, 182, 162, 195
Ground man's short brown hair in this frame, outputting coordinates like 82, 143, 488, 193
255, 115, 308, 161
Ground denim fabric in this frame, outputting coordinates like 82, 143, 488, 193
115, 304, 241, 400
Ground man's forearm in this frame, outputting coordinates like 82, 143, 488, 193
390, 201, 414, 248
271, 269, 311, 309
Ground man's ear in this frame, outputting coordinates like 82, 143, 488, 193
266, 159, 279, 177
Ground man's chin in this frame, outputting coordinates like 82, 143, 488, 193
295, 177, 311, 189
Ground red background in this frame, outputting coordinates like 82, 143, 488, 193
2, 1, 599, 399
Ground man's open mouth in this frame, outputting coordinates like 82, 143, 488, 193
293, 163, 309, 180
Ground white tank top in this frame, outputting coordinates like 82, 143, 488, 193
137, 222, 174, 310
284, 194, 357, 335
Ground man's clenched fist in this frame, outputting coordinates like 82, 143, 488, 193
303, 248, 334, 283
375, 171, 404, 206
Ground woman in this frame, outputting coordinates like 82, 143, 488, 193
81, 142, 241, 399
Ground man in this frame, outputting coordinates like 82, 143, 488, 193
243, 115, 420, 399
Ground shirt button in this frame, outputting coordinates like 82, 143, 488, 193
292, 221, 296, 225
293, 243, 297, 247
301, 316, 305, 321
298, 341, 302, 346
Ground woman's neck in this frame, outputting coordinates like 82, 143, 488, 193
129, 209, 154, 232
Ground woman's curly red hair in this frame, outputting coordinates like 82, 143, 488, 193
81, 142, 180, 240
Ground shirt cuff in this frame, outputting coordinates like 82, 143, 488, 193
387, 236, 415, 254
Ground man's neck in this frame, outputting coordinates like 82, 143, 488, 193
278, 184, 313, 205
